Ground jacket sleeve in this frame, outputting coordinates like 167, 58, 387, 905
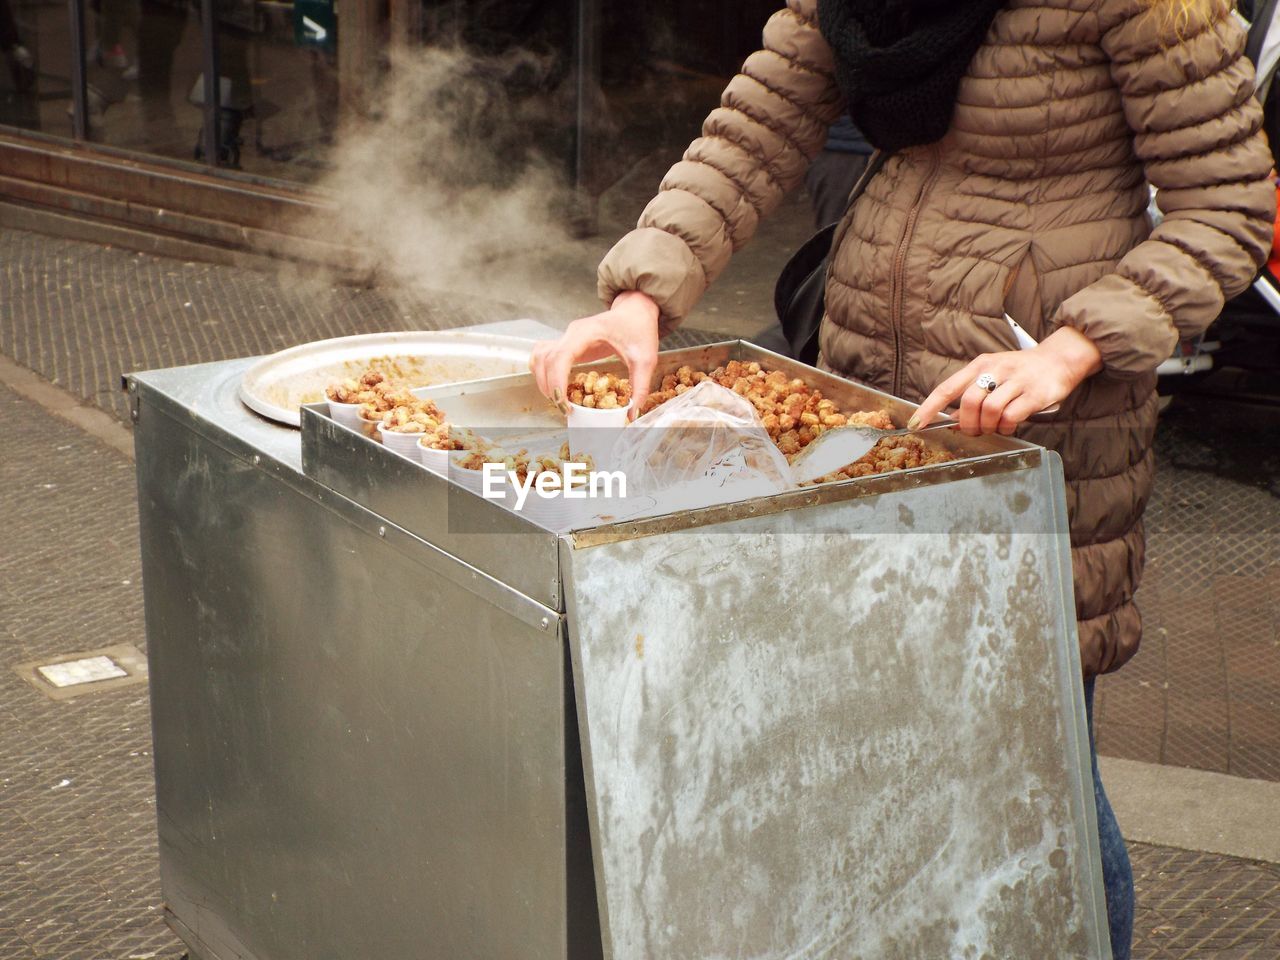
1054, 0, 1276, 378
597, 0, 845, 332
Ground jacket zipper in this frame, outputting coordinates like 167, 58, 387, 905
888, 144, 943, 397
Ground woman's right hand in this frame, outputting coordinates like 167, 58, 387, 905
530, 290, 661, 417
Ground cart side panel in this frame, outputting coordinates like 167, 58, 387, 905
301, 404, 562, 610
136, 401, 572, 960
561, 462, 1109, 960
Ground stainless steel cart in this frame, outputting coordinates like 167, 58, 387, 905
129, 340, 1111, 960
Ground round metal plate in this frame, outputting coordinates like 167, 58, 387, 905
238, 330, 537, 426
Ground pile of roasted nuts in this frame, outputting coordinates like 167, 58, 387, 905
640, 361, 953, 480
566, 371, 632, 410
327, 370, 471, 451
454, 442, 595, 483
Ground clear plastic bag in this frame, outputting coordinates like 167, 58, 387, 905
611, 380, 796, 511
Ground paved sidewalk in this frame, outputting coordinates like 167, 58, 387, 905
0, 229, 500, 424
0, 384, 177, 960
1095, 393, 1280, 782
2, 225, 1279, 958
1130, 844, 1280, 958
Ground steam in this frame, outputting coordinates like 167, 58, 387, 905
305, 45, 605, 324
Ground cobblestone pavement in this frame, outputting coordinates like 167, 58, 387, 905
2, 226, 1279, 958
1094, 393, 1280, 783
0, 229, 501, 424
0, 383, 181, 960
1130, 844, 1280, 958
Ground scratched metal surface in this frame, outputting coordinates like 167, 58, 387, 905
562, 460, 1110, 960
133, 381, 583, 960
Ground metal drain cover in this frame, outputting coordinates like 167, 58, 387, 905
14, 644, 148, 700
38, 655, 129, 687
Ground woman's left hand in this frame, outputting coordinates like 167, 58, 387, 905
908, 326, 1104, 435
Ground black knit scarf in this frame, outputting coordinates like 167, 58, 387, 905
817, 0, 1005, 152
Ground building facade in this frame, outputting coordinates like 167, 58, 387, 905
0, 0, 778, 260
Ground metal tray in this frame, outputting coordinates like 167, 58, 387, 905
238, 329, 537, 426
418, 338, 1031, 474
300, 342, 1044, 576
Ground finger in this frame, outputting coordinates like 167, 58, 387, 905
625, 347, 657, 418
545, 346, 576, 414
554, 317, 613, 399
910, 388, 949, 431
957, 381, 994, 436
576, 342, 617, 364
980, 380, 1023, 435
997, 393, 1043, 435
530, 341, 551, 398
912, 361, 980, 429
916, 360, 983, 427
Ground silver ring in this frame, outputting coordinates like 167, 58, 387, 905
975, 373, 999, 393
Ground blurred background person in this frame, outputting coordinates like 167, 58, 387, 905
0, 0, 34, 91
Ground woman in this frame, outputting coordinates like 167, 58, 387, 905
531, 0, 1275, 955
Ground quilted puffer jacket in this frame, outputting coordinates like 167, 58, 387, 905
597, 0, 1275, 678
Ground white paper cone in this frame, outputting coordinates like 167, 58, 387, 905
378, 425, 427, 458
447, 451, 507, 503
567, 401, 631, 473
327, 399, 364, 430
418, 441, 451, 476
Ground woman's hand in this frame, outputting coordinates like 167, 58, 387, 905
908, 326, 1103, 435
530, 290, 661, 417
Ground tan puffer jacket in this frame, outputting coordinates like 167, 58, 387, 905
598, 0, 1275, 678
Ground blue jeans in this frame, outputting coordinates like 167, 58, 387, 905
1084, 677, 1134, 959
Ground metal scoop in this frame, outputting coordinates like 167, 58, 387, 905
789, 421, 959, 485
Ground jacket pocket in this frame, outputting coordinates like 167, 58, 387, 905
1003, 249, 1048, 346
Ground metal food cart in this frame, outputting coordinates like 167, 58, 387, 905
129, 338, 1111, 960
